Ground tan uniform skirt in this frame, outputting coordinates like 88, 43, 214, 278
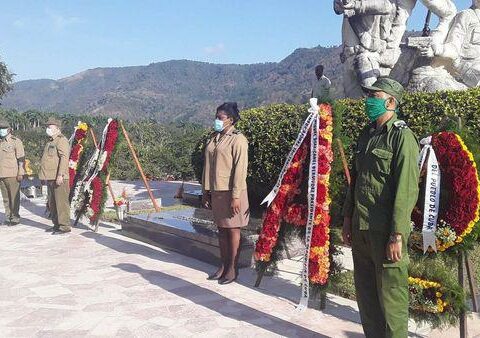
211, 190, 249, 228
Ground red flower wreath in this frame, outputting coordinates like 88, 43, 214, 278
69, 122, 89, 189
255, 103, 334, 285
411, 132, 480, 252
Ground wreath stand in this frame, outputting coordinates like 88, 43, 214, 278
458, 252, 479, 338
254, 246, 328, 310
72, 120, 161, 231
253, 238, 292, 289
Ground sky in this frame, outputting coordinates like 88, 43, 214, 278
0, 0, 473, 81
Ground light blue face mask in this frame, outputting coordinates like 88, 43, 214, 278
0, 129, 8, 138
214, 119, 224, 132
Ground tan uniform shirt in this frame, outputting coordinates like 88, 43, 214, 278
202, 127, 248, 199
39, 134, 70, 181
0, 134, 25, 178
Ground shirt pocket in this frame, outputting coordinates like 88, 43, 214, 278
471, 28, 480, 45
215, 170, 232, 189
2, 145, 16, 167
371, 148, 393, 175
218, 169, 231, 178
47, 145, 57, 157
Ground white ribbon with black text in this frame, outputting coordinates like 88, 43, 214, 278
418, 136, 441, 253
260, 98, 321, 310
261, 100, 318, 206
297, 99, 320, 311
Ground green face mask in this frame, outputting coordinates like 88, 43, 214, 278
365, 97, 389, 122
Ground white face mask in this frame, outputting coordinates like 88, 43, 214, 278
46, 127, 55, 137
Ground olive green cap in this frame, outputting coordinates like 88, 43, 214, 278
0, 120, 10, 128
44, 117, 62, 127
362, 77, 405, 103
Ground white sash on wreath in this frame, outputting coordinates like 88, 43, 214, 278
418, 136, 441, 253
261, 98, 321, 311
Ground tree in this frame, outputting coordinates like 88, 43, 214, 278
0, 59, 13, 98
25, 110, 44, 128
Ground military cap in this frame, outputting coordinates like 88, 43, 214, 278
44, 117, 62, 127
0, 119, 10, 128
362, 77, 405, 103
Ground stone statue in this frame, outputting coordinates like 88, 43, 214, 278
421, 0, 456, 44
334, 0, 456, 97
334, 0, 401, 97
417, 0, 480, 89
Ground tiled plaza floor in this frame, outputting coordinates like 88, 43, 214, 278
0, 195, 478, 337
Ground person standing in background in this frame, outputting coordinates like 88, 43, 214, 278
311, 65, 331, 102
0, 120, 25, 226
202, 102, 250, 285
39, 118, 71, 235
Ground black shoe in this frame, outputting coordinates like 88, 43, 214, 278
218, 276, 237, 285
52, 230, 69, 235
8, 221, 19, 226
45, 227, 56, 232
51, 226, 68, 235
207, 273, 223, 281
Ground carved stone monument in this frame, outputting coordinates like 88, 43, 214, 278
333, 0, 460, 96
409, 0, 480, 91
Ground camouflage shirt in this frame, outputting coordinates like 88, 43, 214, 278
343, 114, 420, 236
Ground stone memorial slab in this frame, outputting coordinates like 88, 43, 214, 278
121, 207, 258, 267
128, 198, 162, 212
182, 190, 203, 207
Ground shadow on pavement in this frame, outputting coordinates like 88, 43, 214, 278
20, 198, 116, 231
81, 221, 364, 330
113, 262, 328, 338
18, 198, 361, 333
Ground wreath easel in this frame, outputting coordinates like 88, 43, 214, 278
69, 119, 161, 232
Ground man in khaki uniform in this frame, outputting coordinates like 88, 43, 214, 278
0, 120, 25, 226
39, 118, 71, 234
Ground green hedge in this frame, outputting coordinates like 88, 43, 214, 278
192, 88, 480, 227
340, 88, 480, 143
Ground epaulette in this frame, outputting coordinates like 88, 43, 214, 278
393, 120, 408, 130
225, 129, 242, 136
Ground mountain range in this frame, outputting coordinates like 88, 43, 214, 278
1, 45, 343, 123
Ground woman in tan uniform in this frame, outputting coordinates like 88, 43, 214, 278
202, 102, 249, 285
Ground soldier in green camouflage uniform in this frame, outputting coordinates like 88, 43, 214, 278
342, 78, 420, 338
